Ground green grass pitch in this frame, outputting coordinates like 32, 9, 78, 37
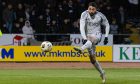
0, 68, 140, 84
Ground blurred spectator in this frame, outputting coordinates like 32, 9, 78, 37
25, 7, 30, 20
67, 0, 77, 21
30, 9, 36, 28
44, 8, 52, 33
18, 17, 24, 28
76, 1, 86, 17
2, 4, 16, 33
128, 0, 139, 17
1, 0, 140, 35
22, 20, 35, 45
22, 20, 35, 37
119, 6, 125, 24
110, 20, 119, 34
35, 15, 46, 33
50, 20, 58, 33
118, 6, 125, 33
1, 1, 6, 9
104, 5, 113, 23
72, 19, 80, 33
16, 3, 26, 21
61, 18, 72, 33
62, 0, 67, 9
56, 3, 65, 19
13, 21, 22, 33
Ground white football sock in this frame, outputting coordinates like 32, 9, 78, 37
81, 40, 92, 50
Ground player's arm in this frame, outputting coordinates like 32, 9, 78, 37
80, 12, 87, 40
101, 14, 110, 37
100, 13, 110, 45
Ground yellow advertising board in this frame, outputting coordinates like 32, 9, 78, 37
0, 46, 112, 62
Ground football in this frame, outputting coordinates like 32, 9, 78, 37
41, 41, 52, 52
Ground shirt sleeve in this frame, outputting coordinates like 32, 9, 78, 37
80, 12, 87, 40
100, 13, 110, 37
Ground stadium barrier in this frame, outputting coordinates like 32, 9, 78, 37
0, 46, 112, 62
0, 34, 139, 46
0, 34, 113, 46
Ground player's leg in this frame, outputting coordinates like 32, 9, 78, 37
88, 46, 106, 83
88, 46, 104, 74
74, 40, 92, 53
88, 34, 106, 83
88, 48, 105, 82
80, 34, 99, 50
74, 33, 106, 83
73, 34, 94, 53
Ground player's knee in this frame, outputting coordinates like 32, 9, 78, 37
88, 49, 95, 56
89, 56, 96, 64
87, 35, 97, 44
90, 59, 96, 64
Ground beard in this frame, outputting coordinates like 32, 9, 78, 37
89, 12, 94, 16
89, 12, 96, 19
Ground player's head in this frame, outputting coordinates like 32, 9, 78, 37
88, 2, 97, 16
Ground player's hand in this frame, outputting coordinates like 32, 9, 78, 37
104, 37, 108, 45
82, 39, 87, 44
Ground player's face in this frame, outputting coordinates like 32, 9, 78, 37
26, 22, 30, 27
88, 6, 97, 15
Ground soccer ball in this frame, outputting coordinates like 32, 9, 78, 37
41, 41, 52, 52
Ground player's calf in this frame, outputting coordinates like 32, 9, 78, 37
89, 55, 106, 83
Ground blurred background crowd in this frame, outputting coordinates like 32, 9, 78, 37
0, 0, 140, 44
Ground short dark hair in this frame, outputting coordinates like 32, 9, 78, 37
88, 2, 97, 8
